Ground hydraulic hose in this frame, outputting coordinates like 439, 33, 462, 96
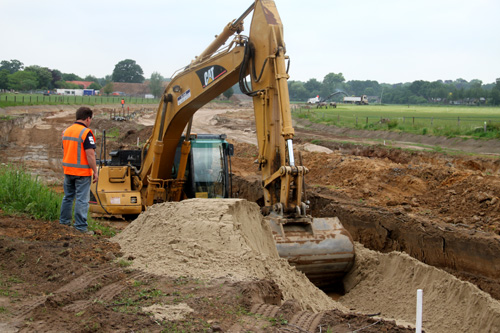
96, 129, 111, 215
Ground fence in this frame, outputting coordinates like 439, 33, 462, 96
0, 93, 159, 105
293, 107, 500, 136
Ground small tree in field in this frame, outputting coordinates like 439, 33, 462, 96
102, 82, 114, 95
88, 82, 102, 90
149, 72, 164, 98
112, 59, 144, 83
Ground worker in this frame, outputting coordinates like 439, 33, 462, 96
121, 98, 125, 109
59, 106, 98, 235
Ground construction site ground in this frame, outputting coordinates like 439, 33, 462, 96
0, 101, 499, 332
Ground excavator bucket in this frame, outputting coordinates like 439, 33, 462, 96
266, 215, 355, 286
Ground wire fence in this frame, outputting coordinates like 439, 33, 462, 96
293, 107, 500, 136
0, 93, 160, 105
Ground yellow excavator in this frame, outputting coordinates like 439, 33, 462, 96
90, 0, 355, 286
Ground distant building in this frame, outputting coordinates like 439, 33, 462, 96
66, 81, 95, 89
56, 89, 99, 96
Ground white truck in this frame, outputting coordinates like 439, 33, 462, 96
343, 95, 369, 105
307, 95, 320, 104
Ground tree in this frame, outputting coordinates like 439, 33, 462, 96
112, 59, 144, 83
24, 65, 52, 89
489, 78, 500, 105
0, 59, 24, 74
7, 71, 38, 91
304, 78, 322, 97
102, 82, 114, 95
321, 72, 345, 97
50, 69, 63, 88
0, 69, 9, 90
149, 71, 164, 98
62, 73, 83, 81
55, 81, 81, 89
288, 81, 309, 101
84, 75, 99, 83
98, 75, 112, 87
88, 82, 102, 90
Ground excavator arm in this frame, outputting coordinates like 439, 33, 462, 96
139, 0, 307, 216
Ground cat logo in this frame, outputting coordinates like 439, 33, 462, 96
204, 67, 215, 86
196, 65, 227, 88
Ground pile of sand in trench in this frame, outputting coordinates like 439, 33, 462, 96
340, 243, 500, 333
113, 198, 343, 312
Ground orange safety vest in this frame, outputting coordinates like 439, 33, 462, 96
62, 123, 95, 176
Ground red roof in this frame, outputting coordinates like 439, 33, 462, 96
67, 81, 94, 89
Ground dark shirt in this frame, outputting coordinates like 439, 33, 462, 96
72, 122, 96, 150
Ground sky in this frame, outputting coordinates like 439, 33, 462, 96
1, 0, 499, 85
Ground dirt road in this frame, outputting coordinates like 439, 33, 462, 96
1, 102, 500, 332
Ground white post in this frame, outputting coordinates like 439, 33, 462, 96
416, 289, 423, 333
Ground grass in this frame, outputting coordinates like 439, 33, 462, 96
116, 259, 133, 267
0, 163, 62, 220
0, 93, 158, 108
294, 104, 500, 139
0, 163, 116, 236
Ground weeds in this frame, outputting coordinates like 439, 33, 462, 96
268, 314, 288, 326
0, 288, 19, 297
0, 164, 116, 235
138, 288, 166, 299
116, 259, 132, 267
88, 217, 116, 237
0, 164, 62, 220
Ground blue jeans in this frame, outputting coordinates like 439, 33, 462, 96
60, 175, 92, 232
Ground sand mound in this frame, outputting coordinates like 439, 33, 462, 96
340, 243, 500, 333
113, 198, 342, 312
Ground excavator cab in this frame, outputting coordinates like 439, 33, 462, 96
182, 134, 233, 199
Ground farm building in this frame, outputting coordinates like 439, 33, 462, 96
55, 89, 99, 96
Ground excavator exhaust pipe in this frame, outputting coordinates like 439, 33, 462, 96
266, 214, 355, 286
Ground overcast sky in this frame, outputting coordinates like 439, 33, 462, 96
1, 0, 499, 84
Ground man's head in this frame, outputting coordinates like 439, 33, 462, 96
76, 107, 93, 121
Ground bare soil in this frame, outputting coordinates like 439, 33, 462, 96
1, 101, 500, 332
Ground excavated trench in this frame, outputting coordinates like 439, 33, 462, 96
232, 176, 500, 332
233, 175, 500, 298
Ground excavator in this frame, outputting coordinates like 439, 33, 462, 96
90, 0, 355, 286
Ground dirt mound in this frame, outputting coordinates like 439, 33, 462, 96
113, 198, 343, 312
340, 243, 500, 333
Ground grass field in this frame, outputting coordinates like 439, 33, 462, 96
294, 104, 500, 139
0, 93, 159, 108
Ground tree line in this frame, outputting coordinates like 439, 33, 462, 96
2, 59, 499, 105
0, 59, 166, 98
288, 73, 500, 106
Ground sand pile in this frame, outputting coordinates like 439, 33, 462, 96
113, 198, 342, 312
340, 243, 500, 333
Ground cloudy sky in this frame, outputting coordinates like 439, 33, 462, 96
1, 0, 499, 84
